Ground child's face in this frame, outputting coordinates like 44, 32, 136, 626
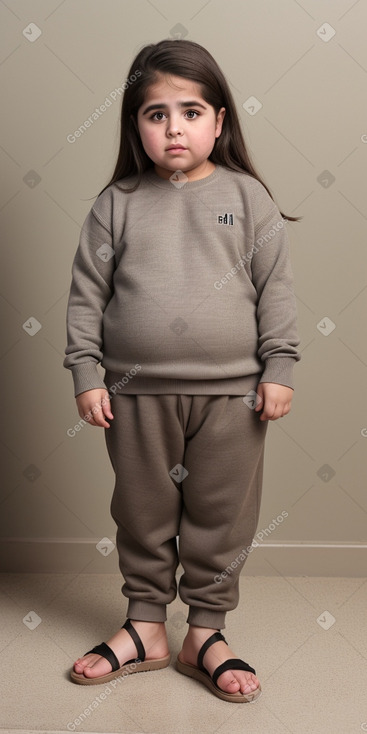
136, 74, 225, 180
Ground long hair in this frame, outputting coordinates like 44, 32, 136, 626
100, 39, 300, 222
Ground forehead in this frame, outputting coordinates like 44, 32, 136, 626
142, 74, 204, 102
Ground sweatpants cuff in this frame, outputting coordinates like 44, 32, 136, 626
127, 600, 167, 623
187, 606, 226, 630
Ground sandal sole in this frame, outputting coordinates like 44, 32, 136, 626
175, 657, 262, 703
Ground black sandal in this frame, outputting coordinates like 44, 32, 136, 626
70, 618, 170, 685
176, 631, 261, 703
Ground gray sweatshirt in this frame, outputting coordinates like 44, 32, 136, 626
63, 165, 301, 397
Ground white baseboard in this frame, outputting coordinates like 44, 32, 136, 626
0, 539, 366, 576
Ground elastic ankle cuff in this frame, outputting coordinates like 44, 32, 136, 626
187, 607, 226, 630
127, 600, 167, 623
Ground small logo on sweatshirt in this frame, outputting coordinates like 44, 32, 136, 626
217, 213, 234, 225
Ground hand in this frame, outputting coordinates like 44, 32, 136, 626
75, 388, 114, 428
255, 382, 293, 422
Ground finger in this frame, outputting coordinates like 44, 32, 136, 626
84, 416, 100, 427
77, 407, 100, 427
254, 389, 263, 412
277, 402, 291, 419
260, 401, 277, 421
101, 393, 114, 420
93, 406, 112, 428
272, 406, 288, 421
254, 396, 263, 412
83, 404, 111, 428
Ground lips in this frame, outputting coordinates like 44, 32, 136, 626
166, 145, 187, 151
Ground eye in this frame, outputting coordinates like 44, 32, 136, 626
150, 111, 166, 121
185, 110, 199, 119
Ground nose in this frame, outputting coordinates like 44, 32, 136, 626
166, 114, 183, 137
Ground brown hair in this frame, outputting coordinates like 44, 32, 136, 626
100, 39, 300, 222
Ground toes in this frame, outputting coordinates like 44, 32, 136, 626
73, 654, 112, 678
240, 674, 260, 695
216, 670, 260, 696
83, 664, 99, 678
73, 654, 92, 667
216, 670, 241, 693
73, 657, 90, 672
81, 659, 109, 678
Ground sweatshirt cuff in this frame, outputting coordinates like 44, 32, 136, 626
258, 357, 297, 390
70, 362, 108, 398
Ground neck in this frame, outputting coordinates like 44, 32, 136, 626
154, 160, 216, 182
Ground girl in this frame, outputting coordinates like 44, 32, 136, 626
64, 38, 301, 703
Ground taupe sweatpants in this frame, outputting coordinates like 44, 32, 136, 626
104, 393, 268, 630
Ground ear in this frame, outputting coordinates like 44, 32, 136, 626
215, 107, 226, 138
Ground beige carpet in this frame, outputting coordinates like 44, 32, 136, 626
1, 572, 366, 734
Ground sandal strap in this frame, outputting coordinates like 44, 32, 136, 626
85, 642, 120, 672
212, 658, 256, 687
197, 631, 227, 671
121, 619, 146, 662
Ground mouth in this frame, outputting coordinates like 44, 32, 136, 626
166, 145, 187, 151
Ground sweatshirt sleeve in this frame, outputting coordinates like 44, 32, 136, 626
63, 193, 115, 397
248, 181, 301, 390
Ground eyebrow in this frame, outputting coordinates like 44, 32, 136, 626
141, 100, 207, 115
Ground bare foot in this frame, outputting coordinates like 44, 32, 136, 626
178, 625, 260, 696
73, 620, 169, 679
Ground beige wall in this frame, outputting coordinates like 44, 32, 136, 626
1, 0, 366, 576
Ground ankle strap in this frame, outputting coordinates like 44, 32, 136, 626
197, 631, 227, 671
121, 619, 146, 662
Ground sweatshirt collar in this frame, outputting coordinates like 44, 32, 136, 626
143, 165, 221, 190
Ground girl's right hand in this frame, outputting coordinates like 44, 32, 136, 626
75, 389, 114, 428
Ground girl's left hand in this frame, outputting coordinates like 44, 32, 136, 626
255, 382, 294, 421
